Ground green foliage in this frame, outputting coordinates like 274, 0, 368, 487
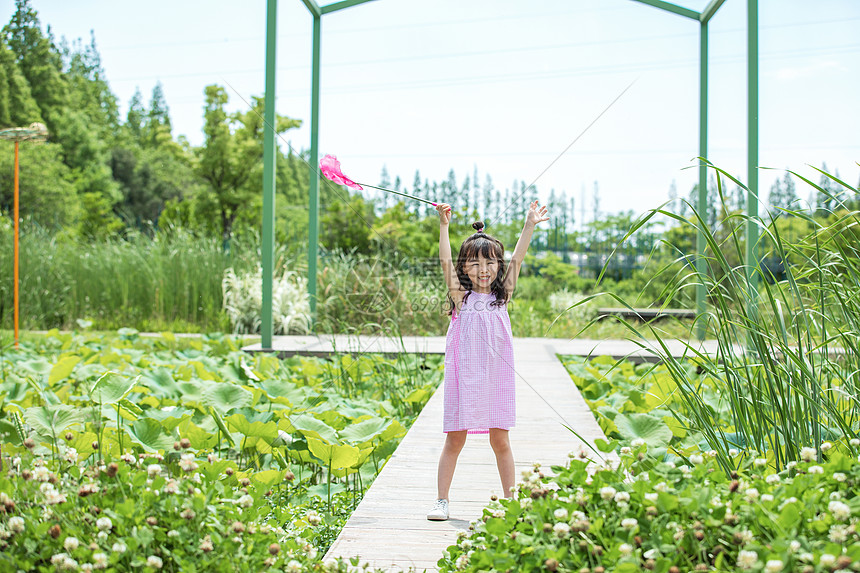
439, 444, 860, 572
0, 141, 78, 227
196, 84, 301, 245
321, 192, 375, 253
0, 331, 442, 569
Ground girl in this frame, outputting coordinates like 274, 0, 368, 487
427, 200, 549, 521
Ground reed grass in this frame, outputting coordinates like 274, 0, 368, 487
574, 164, 860, 472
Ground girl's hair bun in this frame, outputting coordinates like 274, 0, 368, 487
472, 221, 485, 233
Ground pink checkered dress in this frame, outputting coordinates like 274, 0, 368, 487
443, 291, 515, 434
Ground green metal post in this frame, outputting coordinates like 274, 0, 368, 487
746, 0, 759, 300
308, 13, 322, 326
695, 20, 708, 340
261, 0, 278, 349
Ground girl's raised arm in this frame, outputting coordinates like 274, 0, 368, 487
436, 203, 461, 293
503, 200, 549, 296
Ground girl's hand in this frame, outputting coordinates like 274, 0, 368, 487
526, 200, 550, 227
436, 203, 452, 225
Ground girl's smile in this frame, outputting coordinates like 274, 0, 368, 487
466, 254, 499, 293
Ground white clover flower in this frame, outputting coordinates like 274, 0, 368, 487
820, 441, 832, 452
850, 438, 860, 447
764, 559, 784, 572
63, 448, 79, 464
800, 447, 817, 462
829, 500, 851, 520
96, 517, 112, 531
60, 556, 79, 571
306, 510, 322, 526
527, 473, 540, 484
644, 492, 658, 503
789, 540, 800, 553
455, 554, 469, 570
322, 558, 339, 573
33, 465, 50, 482
81, 564, 94, 573
808, 465, 824, 474
599, 486, 617, 501
553, 522, 570, 538
690, 454, 704, 465
729, 448, 739, 456
112, 542, 127, 554
621, 518, 638, 530
492, 509, 505, 519
167, 530, 180, 538
829, 524, 850, 543
238, 494, 254, 508
754, 458, 767, 467
51, 554, 67, 566
180, 453, 198, 473
97, 530, 108, 541
744, 488, 760, 501
760, 494, 774, 503
738, 530, 754, 545
737, 549, 758, 569
820, 554, 836, 567
45, 488, 67, 505
654, 482, 668, 493
553, 508, 568, 521
764, 474, 779, 484
830, 491, 843, 500
93, 552, 108, 569
618, 543, 634, 556
64, 537, 79, 551
459, 538, 472, 550
180, 508, 196, 520
620, 446, 632, 456
520, 497, 533, 508
147, 464, 161, 478
834, 472, 847, 483
456, 530, 468, 541
612, 491, 629, 504
146, 555, 163, 569
8, 516, 25, 534
799, 552, 813, 562
120, 452, 136, 464
631, 438, 646, 448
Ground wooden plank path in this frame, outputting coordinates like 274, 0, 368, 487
244, 335, 720, 572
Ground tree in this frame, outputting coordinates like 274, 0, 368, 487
2, 0, 67, 131
125, 87, 145, 139
0, 35, 42, 127
321, 192, 374, 253
196, 84, 300, 246
0, 141, 77, 227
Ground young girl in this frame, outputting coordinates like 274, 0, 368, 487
427, 200, 549, 521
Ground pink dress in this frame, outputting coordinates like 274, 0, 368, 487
443, 291, 516, 434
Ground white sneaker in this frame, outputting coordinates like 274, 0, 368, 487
427, 498, 449, 521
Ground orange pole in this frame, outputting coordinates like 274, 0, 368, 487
13, 140, 19, 348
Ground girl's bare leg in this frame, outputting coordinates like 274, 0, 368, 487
437, 430, 467, 499
489, 428, 515, 497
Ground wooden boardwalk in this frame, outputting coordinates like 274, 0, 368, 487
244, 335, 718, 572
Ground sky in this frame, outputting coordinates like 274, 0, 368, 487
3, 0, 859, 228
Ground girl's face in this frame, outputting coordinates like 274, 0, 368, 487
466, 253, 499, 293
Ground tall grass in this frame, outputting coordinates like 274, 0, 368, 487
587, 165, 860, 472
0, 223, 264, 332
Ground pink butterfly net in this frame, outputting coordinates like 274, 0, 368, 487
319, 155, 363, 191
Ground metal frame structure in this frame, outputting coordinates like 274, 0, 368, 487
258, 0, 760, 348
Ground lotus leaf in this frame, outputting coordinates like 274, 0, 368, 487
89, 372, 136, 405
307, 438, 360, 470
126, 418, 177, 452
614, 412, 672, 449
23, 405, 85, 439
202, 382, 252, 415
48, 356, 81, 386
